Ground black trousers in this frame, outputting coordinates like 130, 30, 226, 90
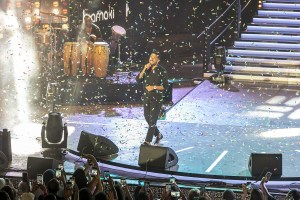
143, 92, 163, 142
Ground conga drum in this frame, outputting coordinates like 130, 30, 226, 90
93, 42, 110, 78
81, 41, 94, 76
63, 42, 80, 76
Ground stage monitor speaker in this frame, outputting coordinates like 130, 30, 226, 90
77, 131, 119, 157
0, 129, 12, 162
27, 156, 58, 179
138, 145, 178, 169
248, 153, 282, 178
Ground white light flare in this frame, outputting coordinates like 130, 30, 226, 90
260, 128, 300, 138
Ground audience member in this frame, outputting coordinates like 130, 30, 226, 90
260, 176, 276, 200
43, 193, 57, 200
0, 178, 6, 190
161, 182, 186, 200
114, 181, 125, 200
18, 180, 31, 197
94, 191, 108, 200
2, 158, 297, 200
187, 188, 200, 200
133, 186, 142, 200
2, 185, 16, 200
21, 192, 35, 200
46, 179, 64, 200
222, 189, 235, 200
286, 189, 300, 200
79, 187, 93, 200
43, 170, 55, 187
0, 190, 11, 200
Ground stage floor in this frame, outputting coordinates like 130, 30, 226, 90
2, 80, 300, 180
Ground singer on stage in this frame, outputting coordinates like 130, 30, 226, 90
136, 51, 168, 145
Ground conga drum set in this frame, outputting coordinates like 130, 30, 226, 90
63, 25, 126, 78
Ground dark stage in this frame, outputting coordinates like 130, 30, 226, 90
48, 73, 173, 106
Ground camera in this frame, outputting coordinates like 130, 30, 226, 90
120, 178, 127, 186
91, 167, 98, 177
103, 171, 109, 180
200, 186, 206, 195
22, 172, 28, 183
138, 180, 144, 187
37, 174, 43, 184
246, 181, 252, 190
88, 159, 93, 166
58, 163, 64, 170
66, 181, 73, 189
144, 181, 150, 189
166, 184, 171, 192
170, 177, 175, 184
70, 177, 75, 186
55, 169, 62, 179
265, 172, 272, 182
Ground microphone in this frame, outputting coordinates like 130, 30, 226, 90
146, 63, 152, 70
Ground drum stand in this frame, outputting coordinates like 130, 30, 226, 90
116, 43, 123, 68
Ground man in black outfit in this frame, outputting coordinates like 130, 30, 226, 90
136, 51, 168, 145
77, 15, 103, 76
78, 15, 103, 43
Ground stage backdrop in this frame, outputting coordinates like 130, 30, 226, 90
69, 0, 233, 66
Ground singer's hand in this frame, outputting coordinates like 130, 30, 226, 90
144, 63, 152, 70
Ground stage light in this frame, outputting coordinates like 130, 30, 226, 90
62, 1, 68, 7
258, 0, 262, 8
15, 1, 22, 8
33, 9, 40, 16
62, 17, 68, 23
34, 2, 40, 8
62, 9, 68, 15
62, 24, 69, 30
41, 112, 68, 159
24, 16, 32, 24
24, 9, 31, 15
52, 8, 59, 15
25, 1, 31, 7
53, 1, 59, 7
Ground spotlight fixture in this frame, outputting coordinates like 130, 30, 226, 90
41, 112, 68, 159
53, 1, 59, 7
52, 8, 59, 15
258, 0, 262, 8
34, 1, 40, 8
24, 16, 32, 24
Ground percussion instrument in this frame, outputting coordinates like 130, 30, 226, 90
63, 42, 80, 76
110, 25, 126, 54
80, 41, 94, 76
93, 42, 110, 78
111, 25, 126, 41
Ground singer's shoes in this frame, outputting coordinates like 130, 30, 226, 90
143, 141, 151, 145
154, 133, 163, 145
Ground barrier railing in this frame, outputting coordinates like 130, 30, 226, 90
198, 0, 259, 72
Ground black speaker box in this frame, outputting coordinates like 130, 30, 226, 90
138, 145, 178, 169
248, 153, 282, 178
77, 131, 119, 157
27, 157, 59, 179
0, 129, 12, 162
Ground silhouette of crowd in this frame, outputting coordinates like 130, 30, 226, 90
0, 154, 298, 200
